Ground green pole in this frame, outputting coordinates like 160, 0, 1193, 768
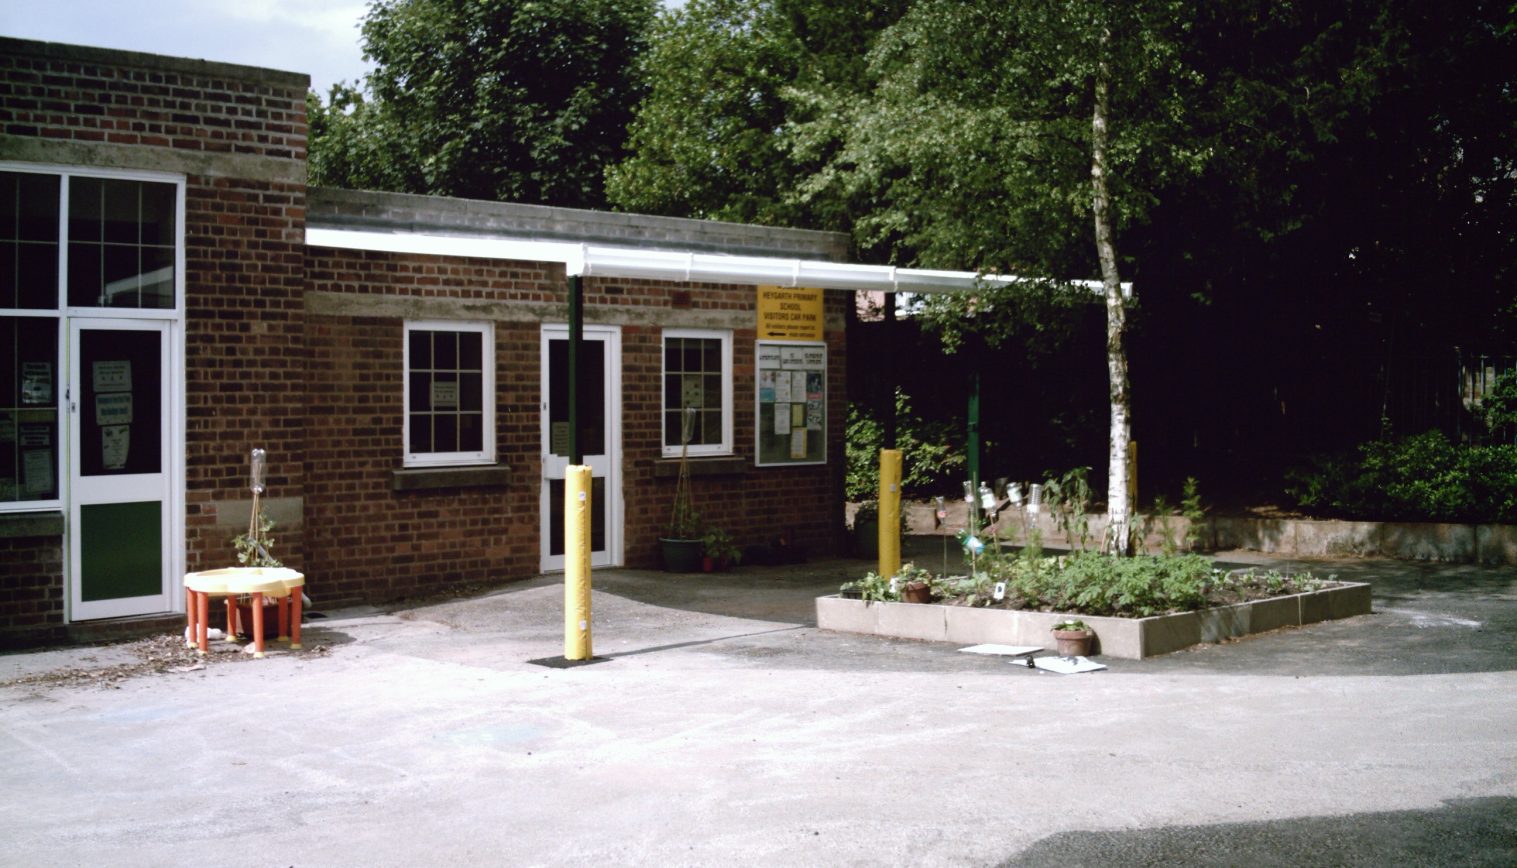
967, 370, 981, 524
568, 274, 582, 465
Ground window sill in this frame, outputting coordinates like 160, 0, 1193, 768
652, 456, 747, 478
0, 510, 65, 538
391, 465, 511, 492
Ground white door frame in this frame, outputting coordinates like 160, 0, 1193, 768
66, 317, 181, 621
539, 324, 623, 572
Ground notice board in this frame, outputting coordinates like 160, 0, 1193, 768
755, 340, 826, 466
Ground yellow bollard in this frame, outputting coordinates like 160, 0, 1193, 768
564, 465, 593, 660
878, 449, 902, 580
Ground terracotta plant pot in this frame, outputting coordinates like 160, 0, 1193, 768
1053, 628, 1094, 657
901, 581, 934, 604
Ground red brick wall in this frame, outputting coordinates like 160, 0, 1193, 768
303, 248, 558, 604
0, 535, 67, 648
303, 247, 846, 600
183, 176, 308, 575
0, 42, 306, 159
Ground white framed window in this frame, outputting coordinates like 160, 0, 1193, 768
404, 320, 495, 467
1, 164, 185, 512
662, 328, 732, 457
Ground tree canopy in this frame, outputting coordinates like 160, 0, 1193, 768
309, 0, 657, 208
603, 0, 909, 227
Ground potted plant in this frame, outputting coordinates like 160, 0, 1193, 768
660, 407, 705, 572
852, 501, 881, 558
230, 505, 283, 640
896, 562, 938, 604
1051, 618, 1095, 657
700, 527, 742, 572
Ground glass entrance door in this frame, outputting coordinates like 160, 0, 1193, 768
540, 324, 621, 571
68, 319, 173, 620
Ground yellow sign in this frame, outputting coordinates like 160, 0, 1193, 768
756, 286, 824, 341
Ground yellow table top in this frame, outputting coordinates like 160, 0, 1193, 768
185, 567, 305, 597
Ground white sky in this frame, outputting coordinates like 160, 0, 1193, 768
2, 1, 686, 98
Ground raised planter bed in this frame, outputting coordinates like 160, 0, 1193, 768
815, 581, 1372, 659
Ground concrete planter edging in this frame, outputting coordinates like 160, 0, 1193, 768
815, 581, 1372, 660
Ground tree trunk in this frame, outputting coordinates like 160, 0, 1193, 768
1091, 31, 1133, 555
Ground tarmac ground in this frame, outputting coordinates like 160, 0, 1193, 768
3, 540, 1514, 866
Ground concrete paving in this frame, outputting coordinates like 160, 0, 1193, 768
2, 543, 1514, 866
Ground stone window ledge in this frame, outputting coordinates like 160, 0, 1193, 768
391, 465, 511, 492
652, 456, 748, 478
0, 511, 65, 538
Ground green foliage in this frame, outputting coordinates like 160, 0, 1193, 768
701, 527, 742, 565
844, 389, 966, 500
1043, 466, 1094, 552
1286, 431, 1517, 523
606, 0, 908, 226
232, 511, 282, 568
841, 570, 897, 602
878, 551, 1325, 618
1485, 370, 1517, 436
310, 0, 656, 207
1052, 619, 1089, 633
1181, 477, 1206, 552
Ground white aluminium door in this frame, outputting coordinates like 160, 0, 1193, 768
67, 318, 174, 620
539, 324, 622, 572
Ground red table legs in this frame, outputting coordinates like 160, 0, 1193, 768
196, 591, 210, 655
251, 592, 266, 658
185, 588, 196, 649
290, 590, 302, 650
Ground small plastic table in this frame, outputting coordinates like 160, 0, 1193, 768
184, 567, 305, 658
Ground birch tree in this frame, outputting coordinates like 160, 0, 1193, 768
793, 0, 1205, 552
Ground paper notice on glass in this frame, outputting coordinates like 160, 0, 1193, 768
805, 400, 823, 431
22, 449, 54, 494
19, 424, 49, 448
758, 370, 777, 403
791, 371, 807, 400
431, 380, 459, 409
773, 403, 791, 434
93, 361, 132, 393
774, 374, 792, 403
21, 362, 52, 404
95, 393, 132, 426
801, 346, 825, 368
806, 371, 823, 400
789, 402, 804, 429
681, 377, 704, 410
780, 346, 807, 368
789, 428, 807, 459
101, 425, 130, 470
758, 344, 782, 368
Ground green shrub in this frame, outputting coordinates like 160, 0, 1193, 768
845, 390, 966, 501
1286, 431, 1517, 522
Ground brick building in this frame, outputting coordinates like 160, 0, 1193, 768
1, 38, 997, 647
